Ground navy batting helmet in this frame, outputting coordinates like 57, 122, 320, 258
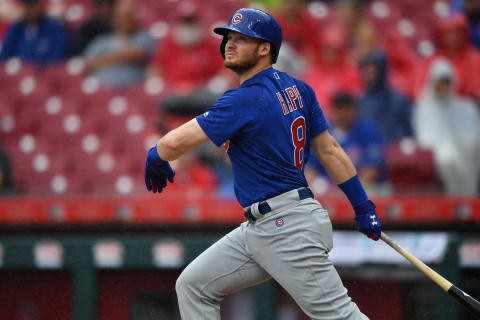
213, 8, 282, 63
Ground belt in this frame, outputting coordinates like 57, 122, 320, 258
244, 187, 314, 222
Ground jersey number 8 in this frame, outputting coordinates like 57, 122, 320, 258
291, 116, 306, 170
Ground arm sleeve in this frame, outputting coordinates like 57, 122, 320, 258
195, 90, 252, 147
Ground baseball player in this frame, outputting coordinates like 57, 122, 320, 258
145, 8, 381, 320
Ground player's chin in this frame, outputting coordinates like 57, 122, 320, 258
223, 59, 238, 69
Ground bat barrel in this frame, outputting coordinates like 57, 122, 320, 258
381, 232, 480, 319
448, 285, 480, 319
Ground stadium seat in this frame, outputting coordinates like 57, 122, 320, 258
69, 148, 146, 195
10, 145, 71, 194
121, 84, 161, 117
0, 59, 37, 91
386, 138, 439, 193
204, 0, 246, 18
43, 62, 86, 93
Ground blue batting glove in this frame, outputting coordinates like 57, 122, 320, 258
145, 145, 175, 193
353, 200, 382, 241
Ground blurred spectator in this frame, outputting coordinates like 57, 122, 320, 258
0, 146, 14, 195
0, 0, 22, 40
148, 1, 224, 93
0, 0, 68, 65
350, 20, 418, 98
275, 42, 307, 77
273, 0, 320, 63
357, 49, 413, 142
169, 149, 218, 196
159, 89, 221, 118
84, 0, 155, 88
415, 14, 480, 101
0, 1, 25, 42
149, 1, 226, 120
413, 58, 480, 195
69, 0, 116, 56
382, 31, 418, 98
196, 142, 235, 199
453, 0, 480, 48
0, 20, 7, 40
302, 25, 362, 116
309, 92, 385, 191
350, 18, 377, 63
334, 0, 367, 46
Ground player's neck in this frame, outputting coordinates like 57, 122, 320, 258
238, 62, 272, 84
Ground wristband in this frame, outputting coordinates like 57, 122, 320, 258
151, 145, 166, 163
338, 174, 369, 207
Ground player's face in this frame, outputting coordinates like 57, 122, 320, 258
223, 31, 264, 73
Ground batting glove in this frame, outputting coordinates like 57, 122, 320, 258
354, 200, 382, 241
145, 145, 175, 193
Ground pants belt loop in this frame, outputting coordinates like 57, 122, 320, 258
249, 202, 262, 220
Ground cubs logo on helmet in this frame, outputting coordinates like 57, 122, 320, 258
213, 8, 283, 63
232, 13, 242, 24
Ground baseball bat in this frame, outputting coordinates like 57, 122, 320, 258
380, 232, 480, 319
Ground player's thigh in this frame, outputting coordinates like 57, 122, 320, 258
246, 201, 361, 319
177, 223, 271, 298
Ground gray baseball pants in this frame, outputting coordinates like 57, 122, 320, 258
176, 188, 368, 320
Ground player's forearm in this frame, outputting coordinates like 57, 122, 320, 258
156, 119, 209, 161
313, 131, 375, 216
156, 133, 187, 161
315, 143, 357, 184
311, 131, 357, 184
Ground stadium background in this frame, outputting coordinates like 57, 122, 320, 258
0, 0, 479, 319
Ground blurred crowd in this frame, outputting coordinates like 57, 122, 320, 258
0, 0, 479, 197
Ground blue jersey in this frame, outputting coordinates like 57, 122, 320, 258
196, 68, 328, 207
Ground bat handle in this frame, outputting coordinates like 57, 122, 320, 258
380, 232, 452, 291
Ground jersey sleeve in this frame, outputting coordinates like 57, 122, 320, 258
305, 83, 329, 137
196, 89, 252, 147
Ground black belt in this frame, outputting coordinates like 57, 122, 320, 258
244, 187, 314, 222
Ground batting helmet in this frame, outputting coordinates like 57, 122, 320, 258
213, 8, 282, 63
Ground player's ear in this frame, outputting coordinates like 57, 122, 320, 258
258, 41, 271, 58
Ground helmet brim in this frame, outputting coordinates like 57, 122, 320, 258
214, 26, 243, 37
213, 25, 271, 45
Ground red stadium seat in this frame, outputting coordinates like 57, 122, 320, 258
204, 0, 247, 19
121, 84, 161, 117
386, 138, 439, 193
0, 59, 37, 90
69, 148, 144, 195
11, 146, 71, 194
